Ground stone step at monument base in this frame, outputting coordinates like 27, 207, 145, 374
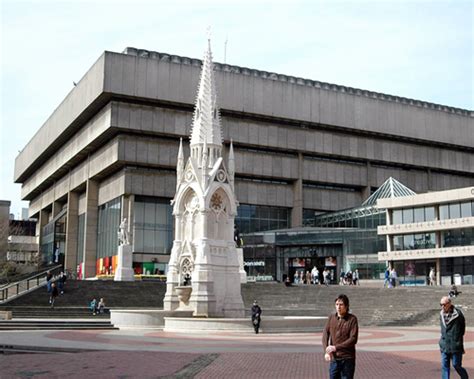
163, 316, 327, 334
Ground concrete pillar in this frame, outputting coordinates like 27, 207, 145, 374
37, 209, 50, 265
436, 258, 441, 285
362, 162, 372, 200
83, 180, 98, 278
122, 194, 134, 245
291, 153, 303, 228
65, 192, 79, 272
427, 169, 433, 191
38, 209, 49, 246
52, 201, 63, 218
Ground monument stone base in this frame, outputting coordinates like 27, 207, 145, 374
114, 244, 135, 282
236, 248, 247, 284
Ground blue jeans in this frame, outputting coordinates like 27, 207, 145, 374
329, 359, 355, 379
441, 352, 469, 379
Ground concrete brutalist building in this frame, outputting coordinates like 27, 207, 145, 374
14, 47, 474, 279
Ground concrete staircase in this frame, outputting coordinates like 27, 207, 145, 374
0, 319, 117, 330
241, 283, 474, 327
1, 280, 473, 328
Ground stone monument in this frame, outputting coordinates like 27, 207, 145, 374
114, 217, 135, 281
163, 38, 245, 318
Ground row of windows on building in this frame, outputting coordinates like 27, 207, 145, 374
45, 196, 474, 263
392, 201, 474, 225
392, 229, 474, 251
69, 197, 293, 261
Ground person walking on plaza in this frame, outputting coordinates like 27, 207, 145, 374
322, 294, 359, 379
49, 283, 59, 308
439, 296, 468, 379
389, 267, 398, 288
429, 267, 436, 286
311, 266, 319, 285
339, 269, 346, 285
323, 269, 330, 286
251, 300, 262, 334
353, 269, 360, 286
383, 267, 390, 288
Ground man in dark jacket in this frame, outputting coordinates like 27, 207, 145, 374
251, 300, 262, 334
439, 296, 468, 379
322, 294, 359, 379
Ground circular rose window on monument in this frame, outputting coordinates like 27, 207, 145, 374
216, 169, 226, 182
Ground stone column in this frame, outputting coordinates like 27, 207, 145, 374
436, 258, 441, 285
52, 200, 63, 218
362, 162, 372, 200
65, 192, 79, 272
122, 194, 134, 246
83, 180, 98, 278
38, 209, 49, 263
291, 153, 303, 228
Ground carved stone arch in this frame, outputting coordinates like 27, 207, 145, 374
206, 182, 237, 216
174, 183, 204, 215
178, 256, 194, 286
207, 187, 231, 240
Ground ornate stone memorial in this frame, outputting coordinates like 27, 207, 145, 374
163, 38, 245, 317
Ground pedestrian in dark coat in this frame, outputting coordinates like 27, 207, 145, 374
439, 296, 468, 379
49, 283, 59, 308
251, 300, 262, 334
58, 271, 67, 294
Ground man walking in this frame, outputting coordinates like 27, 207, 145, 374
251, 300, 262, 334
322, 294, 359, 379
439, 296, 468, 379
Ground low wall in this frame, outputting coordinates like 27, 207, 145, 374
110, 309, 193, 329
164, 316, 327, 334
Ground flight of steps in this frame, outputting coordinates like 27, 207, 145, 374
241, 283, 474, 327
1, 280, 473, 329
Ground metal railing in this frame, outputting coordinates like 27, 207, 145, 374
0, 265, 63, 304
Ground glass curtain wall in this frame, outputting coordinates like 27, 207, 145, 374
76, 214, 85, 266
133, 196, 173, 255
236, 204, 291, 234
96, 197, 121, 258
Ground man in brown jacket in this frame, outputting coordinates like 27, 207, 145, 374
322, 294, 359, 379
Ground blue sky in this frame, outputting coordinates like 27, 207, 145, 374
1, 0, 473, 218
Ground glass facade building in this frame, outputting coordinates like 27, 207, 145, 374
242, 178, 415, 283
378, 187, 474, 285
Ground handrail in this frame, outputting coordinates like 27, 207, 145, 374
0, 264, 63, 304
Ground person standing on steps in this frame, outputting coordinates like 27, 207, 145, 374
49, 282, 59, 308
439, 296, 468, 379
58, 271, 67, 294
251, 300, 262, 334
322, 294, 359, 379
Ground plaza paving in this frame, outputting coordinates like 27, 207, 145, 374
0, 326, 473, 378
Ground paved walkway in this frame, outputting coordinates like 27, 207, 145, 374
1, 326, 473, 378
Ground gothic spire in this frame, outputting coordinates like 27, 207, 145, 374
190, 39, 223, 149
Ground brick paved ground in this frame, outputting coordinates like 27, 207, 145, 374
1, 327, 472, 378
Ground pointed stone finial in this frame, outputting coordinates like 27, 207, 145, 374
176, 138, 184, 190
229, 140, 235, 190
190, 38, 223, 148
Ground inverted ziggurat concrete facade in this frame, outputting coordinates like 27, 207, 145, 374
15, 45, 474, 279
